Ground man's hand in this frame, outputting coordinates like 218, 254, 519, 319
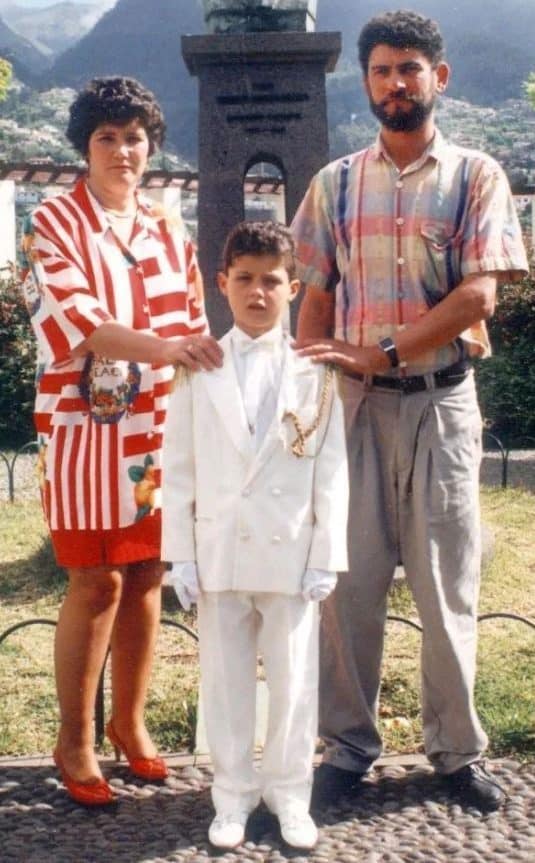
165, 334, 223, 371
293, 338, 390, 376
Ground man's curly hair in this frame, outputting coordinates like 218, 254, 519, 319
358, 10, 445, 74
222, 220, 297, 279
66, 76, 166, 156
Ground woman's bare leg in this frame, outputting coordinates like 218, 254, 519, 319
54, 566, 124, 781
108, 559, 164, 756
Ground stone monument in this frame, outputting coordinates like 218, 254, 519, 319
203, 1, 317, 33
185, 1, 340, 335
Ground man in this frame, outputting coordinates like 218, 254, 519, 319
291, 10, 528, 812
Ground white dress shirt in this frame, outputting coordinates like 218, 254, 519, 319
230, 324, 284, 451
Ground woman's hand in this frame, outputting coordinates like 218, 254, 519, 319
166, 334, 224, 371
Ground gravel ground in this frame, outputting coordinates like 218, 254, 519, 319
1, 451, 535, 505
0, 759, 534, 863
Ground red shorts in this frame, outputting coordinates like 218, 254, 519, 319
50, 511, 162, 568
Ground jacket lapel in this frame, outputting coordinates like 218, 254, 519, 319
200, 332, 254, 460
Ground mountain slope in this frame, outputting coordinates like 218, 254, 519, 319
0, 13, 49, 76
37, 0, 535, 157
2, 2, 112, 59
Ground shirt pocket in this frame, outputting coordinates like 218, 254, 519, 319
420, 221, 463, 294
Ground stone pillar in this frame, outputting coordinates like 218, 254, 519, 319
182, 30, 340, 335
0, 181, 16, 273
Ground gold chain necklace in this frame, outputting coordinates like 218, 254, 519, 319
283, 365, 335, 458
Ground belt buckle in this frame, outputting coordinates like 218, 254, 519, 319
400, 375, 426, 394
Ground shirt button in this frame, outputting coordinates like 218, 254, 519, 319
271, 535, 282, 544
398, 291, 406, 299
396, 180, 403, 189
396, 217, 404, 226
271, 487, 281, 496
142, 304, 150, 314
397, 257, 405, 266
147, 431, 154, 439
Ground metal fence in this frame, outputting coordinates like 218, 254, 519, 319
1, 612, 533, 750
2, 431, 534, 504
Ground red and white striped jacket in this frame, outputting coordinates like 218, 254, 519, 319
24, 178, 208, 531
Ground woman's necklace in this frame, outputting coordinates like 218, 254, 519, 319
102, 206, 138, 220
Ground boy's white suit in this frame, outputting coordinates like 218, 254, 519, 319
162, 329, 348, 816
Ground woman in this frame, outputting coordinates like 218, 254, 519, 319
25, 77, 222, 805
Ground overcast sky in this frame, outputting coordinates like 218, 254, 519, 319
7, 0, 116, 8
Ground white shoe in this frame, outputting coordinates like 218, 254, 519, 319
278, 810, 318, 849
208, 811, 249, 849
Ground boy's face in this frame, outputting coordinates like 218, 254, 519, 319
218, 253, 300, 338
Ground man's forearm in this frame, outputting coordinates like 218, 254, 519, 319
393, 273, 497, 363
297, 285, 335, 339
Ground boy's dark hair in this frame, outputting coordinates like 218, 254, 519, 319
358, 10, 444, 73
222, 220, 297, 279
66, 76, 166, 156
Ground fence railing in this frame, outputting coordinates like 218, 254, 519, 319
2, 431, 534, 503
1, 612, 533, 750
0, 616, 199, 747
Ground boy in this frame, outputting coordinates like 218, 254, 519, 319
161, 222, 348, 850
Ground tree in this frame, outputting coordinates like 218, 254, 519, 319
475, 258, 535, 448
0, 57, 12, 102
524, 71, 535, 109
0, 275, 36, 448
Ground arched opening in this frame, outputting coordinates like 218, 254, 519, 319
243, 158, 286, 224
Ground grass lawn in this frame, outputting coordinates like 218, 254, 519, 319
0, 487, 534, 760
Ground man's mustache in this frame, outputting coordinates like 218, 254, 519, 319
380, 92, 419, 106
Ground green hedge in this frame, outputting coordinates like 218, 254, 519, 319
0, 275, 36, 448
475, 263, 535, 448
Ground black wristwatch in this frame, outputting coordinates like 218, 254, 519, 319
378, 337, 400, 369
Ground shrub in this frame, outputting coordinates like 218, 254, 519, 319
475, 260, 535, 448
0, 275, 36, 448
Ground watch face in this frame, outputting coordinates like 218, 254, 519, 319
379, 338, 398, 367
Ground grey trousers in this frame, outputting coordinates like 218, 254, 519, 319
319, 372, 488, 775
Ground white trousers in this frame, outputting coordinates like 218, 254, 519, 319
320, 373, 488, 775
197, 591, 319, 815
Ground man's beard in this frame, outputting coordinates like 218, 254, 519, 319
369, 94, 435, 132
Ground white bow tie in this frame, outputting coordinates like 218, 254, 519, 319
234, 333, 281, 354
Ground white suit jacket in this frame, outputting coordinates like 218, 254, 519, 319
161, 331, 349, 594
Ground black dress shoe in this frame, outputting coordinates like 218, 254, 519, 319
444, 762, 505, 812
311, 763, 364, 809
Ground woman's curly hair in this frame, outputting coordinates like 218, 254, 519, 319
66, 76, 166, 156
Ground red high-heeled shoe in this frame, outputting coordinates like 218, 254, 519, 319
105, 720, 169, 781
53, 749, 115, 806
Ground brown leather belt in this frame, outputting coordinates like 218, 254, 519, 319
345, 360, 470, 394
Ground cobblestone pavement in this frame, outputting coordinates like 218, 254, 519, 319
1, 757, 534, 862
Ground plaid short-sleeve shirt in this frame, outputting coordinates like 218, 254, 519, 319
24, 179, 208, 532
291, 131, 528, 375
